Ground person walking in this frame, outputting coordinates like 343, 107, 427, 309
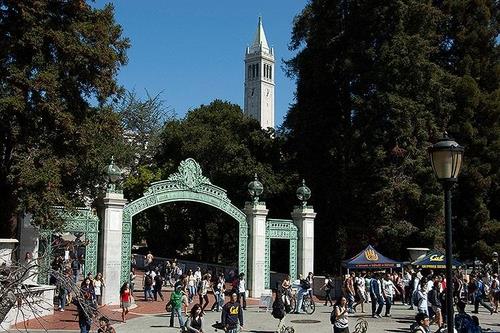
354, 272, 366, 313
236, 273, 247, 310
416, 278, 429, 316
143, 270, 154, 301
167, 285, 188, 329
428, 280, 443, 329
93, 272, 105, 305
71, 257, 81, 283
472, 274, 494, 314
211, 272, 225, 312
153, 269, 164, 301
198, 273, 211, 311
222, 292, 244, 333
119, 282, 132, 323
321, 275, 334, 306
185, 303, 204, 333
382, 273, 399, 317
57, 271, 69, 311
331, 296, 349, 333
369, 273, 384, 318
187, 269, 197, 303
344, 273, 356, 313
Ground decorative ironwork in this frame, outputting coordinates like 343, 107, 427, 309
121, 158, 248, 285
264, 219, 298, 288
38, 207, 99, 284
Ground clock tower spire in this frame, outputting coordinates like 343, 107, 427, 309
244, 17, 275, 129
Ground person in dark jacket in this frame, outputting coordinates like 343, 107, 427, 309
428, 281, 443, 328
221, 293, 243, 333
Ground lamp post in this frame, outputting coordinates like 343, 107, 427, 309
428, 134, 464, 333
103, 156, 122, 193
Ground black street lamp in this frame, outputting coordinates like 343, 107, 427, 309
429, 134, 464, 333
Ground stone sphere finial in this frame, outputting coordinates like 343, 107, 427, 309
103, 156, 122, 192
248, 173, 264, 203
296, 179, 311, 207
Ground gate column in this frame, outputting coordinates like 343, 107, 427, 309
292, 180, 316, 277
99, 159, 127, 305
244, 201, 268, 298
99, 191, 127, 305
292, 206, 316, 278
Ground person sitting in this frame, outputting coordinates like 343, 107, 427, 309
97, 317, 116, 333
411, 312, 431, 333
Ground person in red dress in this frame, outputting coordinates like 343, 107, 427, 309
120, 282, 132, 322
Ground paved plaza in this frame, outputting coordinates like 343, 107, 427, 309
13, 301, 499, 333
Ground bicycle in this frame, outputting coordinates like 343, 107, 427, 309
287, 289, 315, 314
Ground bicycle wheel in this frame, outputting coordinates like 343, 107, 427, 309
304, 297, 316, 314
289, 297, 297, 313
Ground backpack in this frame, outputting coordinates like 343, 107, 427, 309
412, 291, 420, 307
300, 279, 311, 290
330, 305, 338, 325
271, 295, 285, 320
144, 274, 153, 286
154, 275, 163, 287
71, 260, 80, 270
170, 291, 183, 309
327, 279, 335, 290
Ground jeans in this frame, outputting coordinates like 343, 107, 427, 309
324, 289, 333, 305
153, 287, 163, 301
217, 291, 224, 310
474, 295, 493, 313
169, 307, 185, 328
227, 328, 239, 333
347, 292, 355, 312
72, 270, 79, 283
296, 288, 305, 313
59, 289, 67, 309
144, 286, 153, 300
79, 320, 91, 333
188, 285, 196, 301
237, 291, 247, 309
385, 296, 393, 315
370, 292, 384, 316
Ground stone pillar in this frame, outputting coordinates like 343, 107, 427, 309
244, 201, 269, 298
99, 192, 127, 305
292, 206, 316, 277
18, 213, 39, 284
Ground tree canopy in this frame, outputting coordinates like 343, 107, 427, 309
0, 0, 129, 236
284, 0, 499, 270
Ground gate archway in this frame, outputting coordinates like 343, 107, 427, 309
120, 158, 248, 284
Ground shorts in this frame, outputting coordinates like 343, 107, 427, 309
334, 327, 350, 333
122, 301, 131, 309
356, 290, 366, 302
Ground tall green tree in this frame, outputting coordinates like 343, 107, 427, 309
437, 0, 500, 260
285, 0, 498, 271
0, 0, 129, 236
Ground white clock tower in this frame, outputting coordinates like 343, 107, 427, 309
244, 17, 275, 129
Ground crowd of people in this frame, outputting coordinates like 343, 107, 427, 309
327, 268, 499, 333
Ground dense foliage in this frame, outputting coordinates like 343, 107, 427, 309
284, 0, 499, 270
123, 100, 296, 264
0, 0, 129, 236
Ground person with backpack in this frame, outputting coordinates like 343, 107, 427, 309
330, 296, 349, 333
411, 312, 431, 333
71, 257, 81, 283
454, 300, 472, 333
321, 275, 335, 306
211, 273, 225, 312
153, 269, 164, 301
415, 278, 429, 315
472, 274, 494, 314
167, 285, 188, 329
144, 270, 154, 301
222, 292, 244, 333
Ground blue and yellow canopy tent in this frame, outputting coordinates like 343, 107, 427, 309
411, 250, 462, 269
342, 245, 402, 273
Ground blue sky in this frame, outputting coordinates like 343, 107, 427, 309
92, 1, 309, 127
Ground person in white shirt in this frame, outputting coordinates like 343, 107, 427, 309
382, 273, 399, 317
237, 273, 247, 310
354, 272, 366, 313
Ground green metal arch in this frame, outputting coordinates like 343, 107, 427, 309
120, 158, 248, 284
